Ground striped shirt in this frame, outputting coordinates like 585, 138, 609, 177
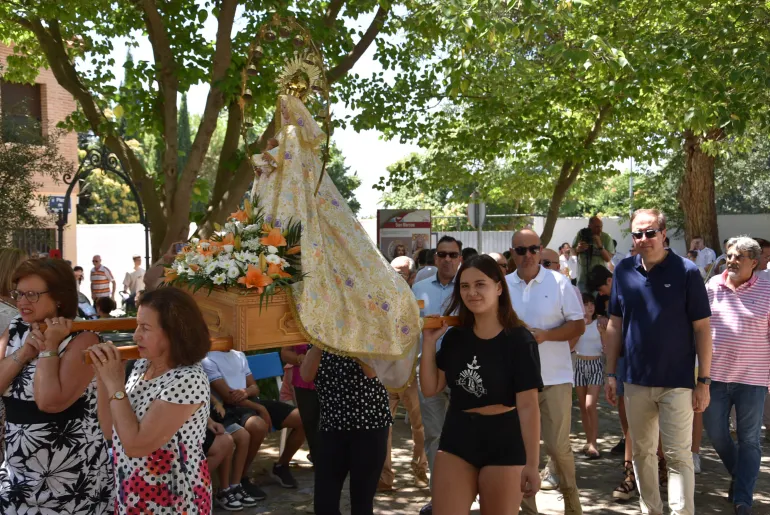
706, 272, 770, 387
90, 265, 114, 299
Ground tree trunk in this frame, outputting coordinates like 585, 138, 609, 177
540, 162, 581, 247
680, 130, 721, 252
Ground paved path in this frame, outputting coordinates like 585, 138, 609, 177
215, 398, 770, 514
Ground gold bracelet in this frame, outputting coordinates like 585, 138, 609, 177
39, 350, 59, 359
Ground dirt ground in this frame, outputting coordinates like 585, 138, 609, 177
215, 398, 770, 514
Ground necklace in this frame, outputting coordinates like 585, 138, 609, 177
144, 361, 170, 380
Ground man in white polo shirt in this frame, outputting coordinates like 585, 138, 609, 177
507, 229, 586, 515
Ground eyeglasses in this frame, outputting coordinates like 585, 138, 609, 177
513, 245, 540, 256
92, 260, 100, 263
436, 251, 460, 259
541, 259, 553, 268
10, 290, 50, 303
631, 229, 662, 240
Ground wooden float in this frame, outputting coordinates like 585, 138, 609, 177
41, 295, 458, 364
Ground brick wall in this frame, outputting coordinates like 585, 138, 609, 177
1, 43, 79, 263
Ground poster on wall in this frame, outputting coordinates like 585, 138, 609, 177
377, 209, 432, 261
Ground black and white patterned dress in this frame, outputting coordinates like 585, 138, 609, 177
314, 351, 393, 431
113, 359, 211, 514
0, 316, 113, 514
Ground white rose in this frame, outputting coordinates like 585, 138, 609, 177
225, 222, 235, 233
227, 265, 241, 279
223, 244, 234, 253
200, 241, 210, 250
267, 245, 278, 254
213, 273, 226, 285
244, 224, 259, 233
265, 254, 281, 265
280, 258, 290, 269
191, 237, 200, 245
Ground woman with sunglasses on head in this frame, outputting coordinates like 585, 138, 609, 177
420, 254, 543, 514
0, 258, 112, 513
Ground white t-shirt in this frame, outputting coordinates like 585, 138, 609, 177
123, 267, 146, 294
559, 255, 579, 281
201, 350, 252, 394
575, 320, 602, 357
506, 267, 585, 386
757, 269, 770, 282
694, 247, 716, 268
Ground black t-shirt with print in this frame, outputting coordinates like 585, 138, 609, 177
314, 350, 393, 432
436, 325, 543, 412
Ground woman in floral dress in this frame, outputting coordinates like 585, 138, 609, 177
88, 287, 211, 514
0, 258, 112, 513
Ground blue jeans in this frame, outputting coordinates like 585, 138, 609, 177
702, 381, 767, 507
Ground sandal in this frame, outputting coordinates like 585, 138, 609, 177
586, 450, 602, 460
613, 461, 637, 500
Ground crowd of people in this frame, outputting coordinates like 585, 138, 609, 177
0, 207, 767, 514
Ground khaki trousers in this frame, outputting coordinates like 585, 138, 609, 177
380, 380, 428, 486
624, 383, 695, 515
520, 383, 582, 515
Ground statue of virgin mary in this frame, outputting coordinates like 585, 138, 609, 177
252, 66, 420, 389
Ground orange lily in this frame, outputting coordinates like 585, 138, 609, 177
238, 264, 273, 293
261, 223, 273, 234
230, 209, 249, 223
268, 262, 292, 279
220, 233, 235, 246
163, 267, 178, 283
286, 245, 301, 255
260, 227, 287, 247
188, 264, 201, 273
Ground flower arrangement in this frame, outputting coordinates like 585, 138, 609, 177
163, 195, 302, 304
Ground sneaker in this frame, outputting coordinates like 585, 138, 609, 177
419, 501, 433, 515
611, 438, 626, 455
613, 461, 637, 501
693, 452, 702, 474
541, 472, 560, 491
215, 488, 244, 511
231, 485, 258, 507
241, 477, 267, 501
735, 504, 752, 515
271, 463, 298, 489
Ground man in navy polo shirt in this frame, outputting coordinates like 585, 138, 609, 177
604, 209, 712, 515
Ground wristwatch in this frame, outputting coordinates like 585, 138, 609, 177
607, 373, 618, 379
111, 391, 127, 401
697, 376, 712, 386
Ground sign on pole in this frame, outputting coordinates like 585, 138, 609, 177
466, 202, 486, 229
376, 209, 432, 261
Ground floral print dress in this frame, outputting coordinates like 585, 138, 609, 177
113, 359, 211, 514
0, 316, 113, 514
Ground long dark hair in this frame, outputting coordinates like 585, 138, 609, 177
445, 255, 523, 330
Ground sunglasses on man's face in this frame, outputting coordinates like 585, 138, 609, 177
513, 245, 540, 256
436, 251, 460, 259
541, 259, 553, 268
631, 229, 662, 240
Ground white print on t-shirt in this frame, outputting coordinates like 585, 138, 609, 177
457, 356, 487, 398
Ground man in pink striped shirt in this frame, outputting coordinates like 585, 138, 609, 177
703, 236, 770, 515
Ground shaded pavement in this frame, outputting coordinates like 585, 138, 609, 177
216, 397, 770, 514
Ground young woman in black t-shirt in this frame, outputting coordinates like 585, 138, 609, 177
420, 254, 543, 515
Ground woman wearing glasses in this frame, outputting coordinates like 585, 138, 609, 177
0, 258, 112, 513
420, 255, 543, 514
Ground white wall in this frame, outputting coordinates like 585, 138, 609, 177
76, 224, 148, 301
